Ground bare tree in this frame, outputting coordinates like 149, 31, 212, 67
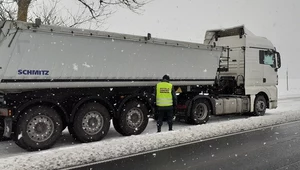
0, 0, 148, 28
0, 0, 17, 21
77, 0, 146, 19
28, 0, 115, 28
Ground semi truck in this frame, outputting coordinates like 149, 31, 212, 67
0, 19, 281, 151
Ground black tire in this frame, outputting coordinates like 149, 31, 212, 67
0, 118, 9, 141
0, 118, 4, 141
116, 100, 149, 136
68, 123, 76, 138
61, 123, 67, 132
112, 117, 123, 134
188, 99, 211, 125
252, 95, 267, 116
13, 105, 63, 151
71, 102, 110, 142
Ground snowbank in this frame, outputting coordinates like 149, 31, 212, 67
1, 108, 300, 170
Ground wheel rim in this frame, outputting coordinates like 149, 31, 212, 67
256, 100, 266, 113
193, 103, 208, 120
27, 115, 55, 143
126, 108, 144, 129
82, 111, 104, 135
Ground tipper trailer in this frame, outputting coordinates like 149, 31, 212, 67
0, 20, 281, 151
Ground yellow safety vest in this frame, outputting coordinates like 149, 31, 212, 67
156, 82, 173, 107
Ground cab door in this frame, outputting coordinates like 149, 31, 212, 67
259, 50, 278, 86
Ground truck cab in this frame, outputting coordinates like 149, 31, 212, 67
204, 26, 281, 113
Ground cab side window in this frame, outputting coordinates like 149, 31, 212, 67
259, 50, 275, 68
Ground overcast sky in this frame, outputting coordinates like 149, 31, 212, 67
99, 0, 299, 78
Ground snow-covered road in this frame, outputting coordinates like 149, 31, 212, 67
0, 93, 300, 170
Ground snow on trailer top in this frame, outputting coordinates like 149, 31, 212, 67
204, 25, 275, 50
3, 20, 223, 51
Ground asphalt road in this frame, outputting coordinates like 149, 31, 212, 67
69, 121, 300, 170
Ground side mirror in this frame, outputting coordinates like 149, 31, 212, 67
275, 52, 281, 69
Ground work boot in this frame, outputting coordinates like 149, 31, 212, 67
157, 127, 161, 133
168, 124, 173, 131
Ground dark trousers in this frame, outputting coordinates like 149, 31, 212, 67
157, 108, 173, 132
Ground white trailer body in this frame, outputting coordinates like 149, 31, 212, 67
0, 21, 222, 92
0, 20, 281, 151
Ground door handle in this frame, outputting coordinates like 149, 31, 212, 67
263, 78, 266, 83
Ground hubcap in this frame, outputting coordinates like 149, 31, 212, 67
256, 100, 266, 112
82, 111, 104, 135
27, 115, 54, 142
193, 103, 208, 120
126, 108, 144, 129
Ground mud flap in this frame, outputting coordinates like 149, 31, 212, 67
3, 117, 12, 138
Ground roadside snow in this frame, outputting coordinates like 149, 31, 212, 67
1, 100, 300, 170
278, 90, 300, 99
278, 78, 300, 98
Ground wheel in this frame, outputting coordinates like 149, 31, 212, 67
61, 123, 67, 132
188, 99, 211, 125
0, 118, 4, 141
252, 95, 267, 116
13, 105, 63, 151
116, 100, 149, 136
0, 118, 9, 141
71, 102, 110, 142
68, 123, 76, 137
112, 117, 123, 134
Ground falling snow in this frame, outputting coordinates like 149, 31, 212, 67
73, 63, 78, 71
82, 62, 91, 68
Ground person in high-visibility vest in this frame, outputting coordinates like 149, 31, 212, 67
155, 75, 177, 132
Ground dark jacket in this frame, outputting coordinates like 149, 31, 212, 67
155, 80, 177, 110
